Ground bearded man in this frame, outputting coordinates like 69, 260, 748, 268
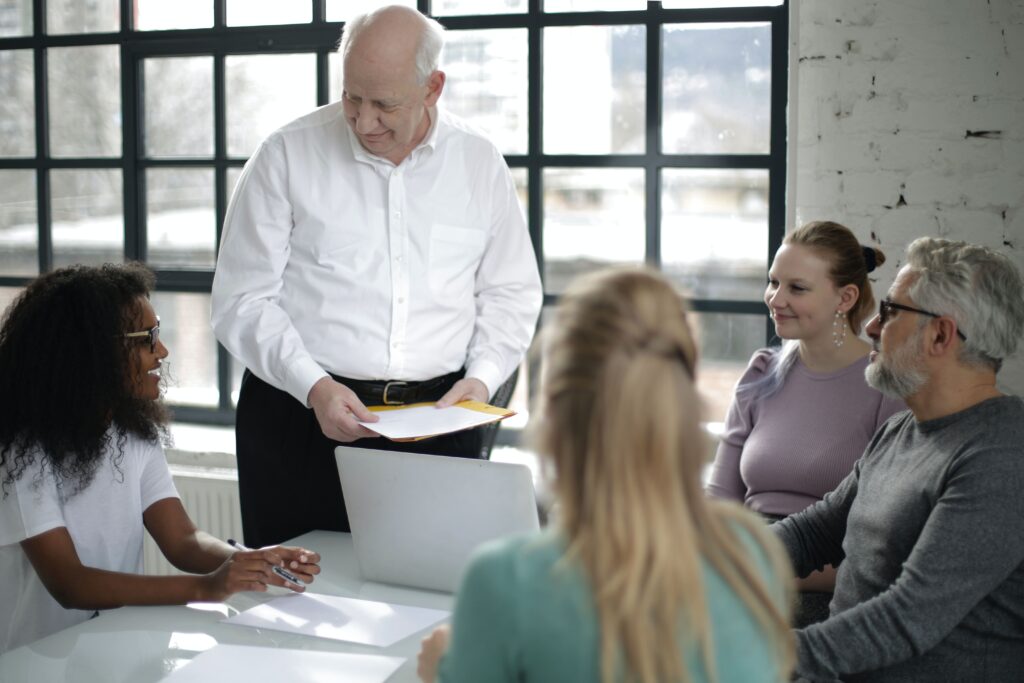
774, 237, 1024, 682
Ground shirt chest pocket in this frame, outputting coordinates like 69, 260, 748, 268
428, 224, 487, 296
308, 209, 386, 276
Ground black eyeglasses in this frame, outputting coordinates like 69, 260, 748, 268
878, 300, 966, 341
124, 317, 161, 353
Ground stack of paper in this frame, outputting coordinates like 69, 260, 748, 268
360, 400, 514, 441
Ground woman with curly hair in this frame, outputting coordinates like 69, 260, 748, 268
0, 263, 320, 654
417, 268, 794, 683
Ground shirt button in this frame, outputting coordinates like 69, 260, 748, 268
398, 297, 405, 303
392, 341, 399, 348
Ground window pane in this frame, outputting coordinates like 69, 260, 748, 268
0, 0, 32, 37
543, 168, 644, 294
510, 167, 527, 219
48, 46, 121, 158
144, 57, 214, 158
50, 169, 123, 268
226, 0, 310, 26
544, 25, 644, 155
152, 292, 218, 408
691, 311, 766, 423
326, 0, 414, 22
662, 22, 771, 154
663, 0, 782, 7
0, 287, 24, 320
662, 168, 768, 301
0, 49, 35, 157
328, 50, 343, 103
135, 0, 213, 30
146, 168, 216, 269
433, 0, 527, 14
544, 0, 646, 10
222, 166, 243, 258
226, 166, 244, 199
0, 171, 37, 276
47, 0, 119, 34
226, 54, 316, 158
442, 29, 527, 155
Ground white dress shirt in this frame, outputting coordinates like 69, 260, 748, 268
211, 102, 542, 406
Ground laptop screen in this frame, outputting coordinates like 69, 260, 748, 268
335, 446, 540, 593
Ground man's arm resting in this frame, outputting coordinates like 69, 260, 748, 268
792, 449, 1024, 680
772, 470, 856, 579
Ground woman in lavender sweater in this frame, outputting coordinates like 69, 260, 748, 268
706, 221, 905, 625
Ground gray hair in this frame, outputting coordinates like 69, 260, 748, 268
904, 237, 1024, 372
338, 6, 445, 85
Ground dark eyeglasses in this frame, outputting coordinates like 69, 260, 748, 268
124, 317, 161, 353
878, 300, 966, 341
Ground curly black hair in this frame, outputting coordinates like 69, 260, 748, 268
0, 262, 170, 496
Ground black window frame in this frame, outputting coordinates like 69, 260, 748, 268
0, 0, 788, 427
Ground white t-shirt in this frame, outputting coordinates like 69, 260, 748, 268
0, 432, 179, 653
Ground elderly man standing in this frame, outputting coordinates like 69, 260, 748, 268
774, 237, 1024, 681
211, 6, 542, 547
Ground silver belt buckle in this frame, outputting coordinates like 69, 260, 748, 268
381, 380, 408, 405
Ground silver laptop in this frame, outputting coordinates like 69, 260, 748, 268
334, 446, 540, 593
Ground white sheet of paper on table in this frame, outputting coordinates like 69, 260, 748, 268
359, 402, 508, 440
158, 644, 404, 683
222, 592, 449, 647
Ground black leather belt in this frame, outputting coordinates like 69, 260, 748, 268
331, 369, 465, 407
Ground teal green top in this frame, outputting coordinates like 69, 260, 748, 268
438, 528, 787, 683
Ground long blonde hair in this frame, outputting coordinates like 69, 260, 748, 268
532, 268, 794, 683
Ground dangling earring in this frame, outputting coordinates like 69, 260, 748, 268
832, 310, 847, 348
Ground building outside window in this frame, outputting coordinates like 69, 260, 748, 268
0, 0, 787, 434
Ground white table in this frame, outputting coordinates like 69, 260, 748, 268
0, 531, 453, 683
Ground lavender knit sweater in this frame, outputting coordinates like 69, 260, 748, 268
706, 348, 905, 516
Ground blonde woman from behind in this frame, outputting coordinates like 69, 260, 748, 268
417, 268, 794, 683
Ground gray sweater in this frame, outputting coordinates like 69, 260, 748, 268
775, 395, 1024, 682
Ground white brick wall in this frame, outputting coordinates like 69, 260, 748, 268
791, 0, 1024, 393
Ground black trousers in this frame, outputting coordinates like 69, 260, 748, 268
235, 370, 485, 548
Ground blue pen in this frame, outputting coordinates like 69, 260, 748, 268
227, 538, 303, 585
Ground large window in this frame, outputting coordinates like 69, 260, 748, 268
0, 0, 787, 428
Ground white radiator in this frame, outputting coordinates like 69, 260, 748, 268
143, 461, 243, 576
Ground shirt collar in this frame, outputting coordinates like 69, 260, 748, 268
420, 105, 440, 151
346, 106, 441, 167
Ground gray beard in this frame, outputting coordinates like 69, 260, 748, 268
865, 333, 928, 399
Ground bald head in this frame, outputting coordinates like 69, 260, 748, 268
338, 5, 446, 165
339, 5, 445, 85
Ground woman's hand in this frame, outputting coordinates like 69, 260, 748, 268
269, 545, 322, 586
417, 624, 451, 683
199, 547, 276, 601
198, 545, 321, 601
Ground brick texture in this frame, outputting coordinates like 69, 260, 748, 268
792, 0, 1024, 393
